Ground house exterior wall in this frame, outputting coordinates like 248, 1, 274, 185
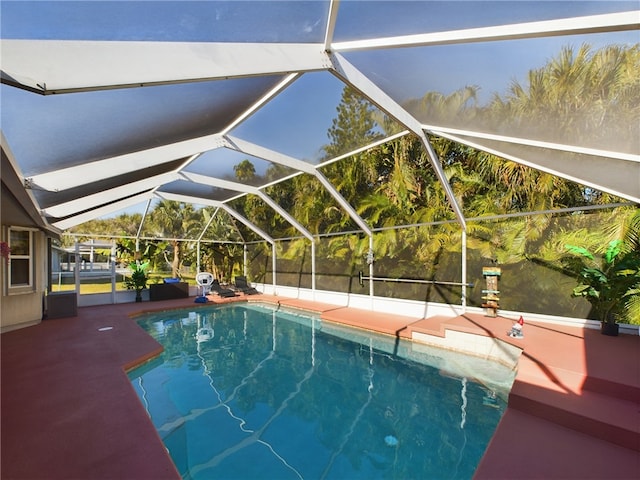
1, 166, 51, 332
1, 228, 48, 333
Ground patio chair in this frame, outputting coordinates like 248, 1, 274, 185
210, 279, 239, 298
234, 275, 260, 295
194, 272, 214, 302
195, 272, 214, 294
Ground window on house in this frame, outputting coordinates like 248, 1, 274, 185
9, 228, 32, 289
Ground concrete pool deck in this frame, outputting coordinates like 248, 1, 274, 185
1, 294, 638, 479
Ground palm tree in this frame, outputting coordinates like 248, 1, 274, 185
198, 209, 246, 281
233, 159, 258, 184
486, 43, 639, 152
404, 85, 479, 126
148, 201, 201, 278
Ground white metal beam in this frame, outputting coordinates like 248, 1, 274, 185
1, 41, 327, 94
220, 132, 411, 200
196, 207, 220, 243
51, 191, 154, 230
221, 73, 300, 135
317, 130, 410, 168
440, 131, 640, 204
328, 52, 467, 229
136, 199, 153, 241
180, 172, 258, 193
226, 136, 374, 235
27, 135, 224, 192
256, 191, 315, 242
224, 136, 317, 174
314, 171, 372, 236
155, 191, 274, 244
41, 172, 182, 217
424, 125, 639, 163
194, 206, 246, 244
324, 0, 341, 52
181, 172, 314, 241
218, 204, 274, 246
224, 135, 373, 235
332, 11, 639, 52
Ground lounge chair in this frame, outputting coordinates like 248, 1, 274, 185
234, 275, 260, 295
210, 279, 238, 298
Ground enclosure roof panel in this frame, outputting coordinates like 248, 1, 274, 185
332, 1, 638, 42
1, 1, 330, 43
1, 1, 638, 238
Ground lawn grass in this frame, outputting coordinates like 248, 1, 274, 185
50, 273, 197, 293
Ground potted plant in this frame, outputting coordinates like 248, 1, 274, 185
563, 240, 640, 335
124, 261, 150, 302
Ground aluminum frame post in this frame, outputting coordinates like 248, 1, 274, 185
272, 243, 277, 293
368, 235, 374, 299
311, 240, 316, 294
243, 244, 248, 277
197, 241, 201, 273
74, 242, 80, 294
110, 242, 117, 305
462, 229, 467, 312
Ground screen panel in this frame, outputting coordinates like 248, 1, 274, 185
1, 1, 330, 43
333, 1, 638, 42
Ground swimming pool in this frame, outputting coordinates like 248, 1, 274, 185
129, 303, 515, 479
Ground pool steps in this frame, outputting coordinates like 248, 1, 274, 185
509, 378, 639, 452
256, 297, 640, 455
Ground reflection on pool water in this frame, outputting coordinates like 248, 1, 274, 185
129, 303, 515, 480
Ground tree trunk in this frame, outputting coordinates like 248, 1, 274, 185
172, 241, 180, 278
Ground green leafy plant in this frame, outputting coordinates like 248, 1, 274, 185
563, 240, 640, 324
124, 261, 150, 302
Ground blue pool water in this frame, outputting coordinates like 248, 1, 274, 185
129, 304, 514, 479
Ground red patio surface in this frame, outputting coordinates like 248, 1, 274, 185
2, 294, 639, 479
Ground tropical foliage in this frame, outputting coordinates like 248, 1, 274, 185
65, 43, 639, 323
562, 209, 640, 323
563, 240, 640, 324
484, 44, 639, 153
124, 261, 150, 301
